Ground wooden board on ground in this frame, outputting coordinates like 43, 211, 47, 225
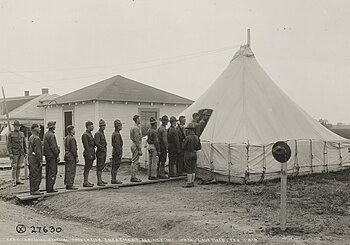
15, 176, 186, 202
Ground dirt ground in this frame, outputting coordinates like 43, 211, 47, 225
1, 163, 350, 244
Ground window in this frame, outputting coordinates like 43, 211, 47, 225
64, 111, 73, 137
139, 108, 159, 137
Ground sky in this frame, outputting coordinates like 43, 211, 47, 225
0, 0, 350, 124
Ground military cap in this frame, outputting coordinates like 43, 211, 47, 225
159, 115, 169, 122
150, 117, 157, 125
47, 121, 56, 129
192, 112, 199, 118
31, 123, 39, 130
66, 125, 75, 133
170, 116, 178, 122
99, 119, 106, 126
133, 115, 140, 122
114, 119, 122, 127
85, 121, 93, 128
202, 110, 211, 116
185, 123, 196, 130
179, 116, 186, 121
12, 120, 21, 126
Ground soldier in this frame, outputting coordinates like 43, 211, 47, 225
147, 117, 160, 180
167, 116, 180, 177
176, 116, 186, 176
111, 120, 123, 184
81, 121, 95, 187
130, 115, 142, 182
94, 119, 108, 186
64, 125, 79, 190
182, 123, 201, 188
28, 124, 43, 195
43, 121, 60, 193
7, 120, 27, 186
199, 110, 210, 136
191, 113, 201, 137
158, 115, 169, 179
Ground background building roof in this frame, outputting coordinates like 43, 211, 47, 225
54, 75, 193, 105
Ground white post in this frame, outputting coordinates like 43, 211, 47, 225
280, 161, 287, 231
247, 29, 251, 47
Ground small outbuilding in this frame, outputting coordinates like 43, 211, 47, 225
42, 75, 193, 160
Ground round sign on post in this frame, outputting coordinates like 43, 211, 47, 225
272, 141, 291, 232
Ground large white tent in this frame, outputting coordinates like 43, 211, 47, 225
181, 44, 350, 183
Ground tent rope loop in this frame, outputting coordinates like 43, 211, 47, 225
338, 143, 343, 166
244, 166, 250, 184
294, 140, 299, 177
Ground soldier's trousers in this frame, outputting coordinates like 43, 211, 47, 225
96, 151, 106, 171
45, 157, 58, 191
28, 156, 42, 193
158, 147, 167, 177
177, 151, 184, 175
168, 150, 178, 177
148, 144, 158, 178
11, 154, 24, 181
184, 152, 197, 174
64, 157, 76, 186
111, 155, 121, 180
131, 143, 140, 179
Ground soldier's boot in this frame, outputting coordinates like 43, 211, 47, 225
83, 172, 94, 187
191, 173, 196, 187
183, 174, 193, 188
16, 168, 23, 185
97, 171, 106, 186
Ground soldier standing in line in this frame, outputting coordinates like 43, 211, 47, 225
130, 115, 142, 182
182, 123, 201, 188
176, 116, 186, 176
94, 119, 108, 186
147, 117, 160, 180
158, 115, 169, 179
111, 120, 123, 184
28, 124, 43, 195
64, 125, 79, 190
167, 116, 180, 177
7, 120, 27, 186
43, 121, 60, 193
81, 121, 95, 187
191, 113, 201, 137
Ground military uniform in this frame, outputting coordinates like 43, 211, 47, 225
147, 119, 160, 179
94, 121, 107, 185
64, 134, 78, 187
111, 126, 123, 184
43, 123, 60, 192
167, 117, 180, 177
182, 132, 201, 174
81, 129, 95, 186
28, 134, 42, 194
158, 116, 169, 178
176, 123, 186, 176
130, 122, 142, 181
7, 124, 27, 185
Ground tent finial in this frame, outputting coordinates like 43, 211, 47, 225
247, 29, 251, 47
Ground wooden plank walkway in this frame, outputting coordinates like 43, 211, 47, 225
15, 176, 186, 202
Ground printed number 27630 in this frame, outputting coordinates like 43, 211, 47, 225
30, 226, 62, 233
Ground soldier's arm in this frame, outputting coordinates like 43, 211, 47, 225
115, 135, 122, 157
7, 133, 13, 155
94, 133, 102, 150
182, 137, 188, 151
196, 137, 202, 151
154, 133, 161, 154
22, 134, 28, 154
34, 138, 42, 162
82, 134, 89, 150
71, 138, 78, 158
50, 134, 60, 157
174, 130, 180, 152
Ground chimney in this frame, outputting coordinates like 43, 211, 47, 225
41, 88, 49, 94
24, 91, 30, 96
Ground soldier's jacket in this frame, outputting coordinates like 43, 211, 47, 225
64, 135, 78, 161
94, 129, 107, 153
182, 134, 201, 152
158, 125, 168, 152
28, 134, 42, 162
130, 124, 142, 151
7, 130, 27, 155
176, 124, 186, 145
111, 131, 123, 157
167, 126, 180, 153
192, 121, 201, 137
147, 128, 160, 153
43, 130, 60, 159
82, 130, 95, 160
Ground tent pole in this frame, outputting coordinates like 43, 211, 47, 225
247, 29, 251, 47
2, 86, 11, 133
338, 143, 343, 166
309, 140, 313, 173
228, 144, 231, 184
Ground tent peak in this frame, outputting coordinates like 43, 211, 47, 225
230, 45, 255, 63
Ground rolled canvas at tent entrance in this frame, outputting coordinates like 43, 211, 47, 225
181, 45, 350, 183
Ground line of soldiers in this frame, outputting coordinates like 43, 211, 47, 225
8, 111, 205, 195
147, 114, 202, 187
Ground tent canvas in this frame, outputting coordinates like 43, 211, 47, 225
181, 45, 350, 183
